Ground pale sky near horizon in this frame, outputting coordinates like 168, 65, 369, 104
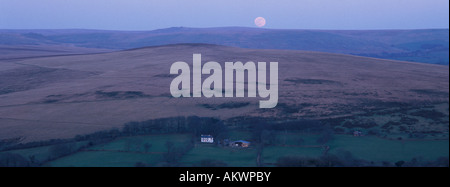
0, 0, 448, 30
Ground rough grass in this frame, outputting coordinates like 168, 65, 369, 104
0, 44, 447, 141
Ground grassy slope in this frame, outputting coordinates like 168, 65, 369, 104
0, 44, 448, 142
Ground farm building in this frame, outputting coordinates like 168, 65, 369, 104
231, 140, 251, 148
201, 135, 214, 143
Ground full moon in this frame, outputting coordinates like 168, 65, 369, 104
254, 17, 266, 27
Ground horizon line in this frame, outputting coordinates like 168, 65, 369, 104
0, 26, 449, 32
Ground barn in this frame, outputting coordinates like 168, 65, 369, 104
231, 140, 251, 148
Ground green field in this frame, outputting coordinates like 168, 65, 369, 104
3, 141, 90, 164
181, 145, 257, 167
46, 151, 163, 167
33, 131, 449, 167
89, 134, 192, 152
328, 135, 449, 162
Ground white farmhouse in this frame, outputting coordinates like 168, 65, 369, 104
201, 135, 214, 143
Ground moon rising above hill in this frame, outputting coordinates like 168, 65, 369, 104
255, 17, 266, 27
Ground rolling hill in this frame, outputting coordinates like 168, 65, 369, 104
1, 27, 448, 65
0, 44, 448, 142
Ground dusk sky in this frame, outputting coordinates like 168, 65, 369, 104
0, 0, 448, 30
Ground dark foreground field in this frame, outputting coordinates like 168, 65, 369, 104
2, 127, 449, 167
0, 44, 448, 167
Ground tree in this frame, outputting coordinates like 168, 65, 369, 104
28, 155, 40, 166
163, 141, 193, 166
163, 141, 177, 164
395, 161, 405, 167
256, 144, 264, 167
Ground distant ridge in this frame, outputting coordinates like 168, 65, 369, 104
1, 27, 448, 65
